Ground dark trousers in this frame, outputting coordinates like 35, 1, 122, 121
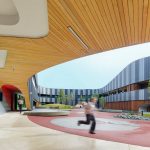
18, 104, 22, 113
79, 114, 96, 132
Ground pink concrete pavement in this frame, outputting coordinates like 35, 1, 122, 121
28, 109, 150, 147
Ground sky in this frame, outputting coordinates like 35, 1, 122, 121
37, 42, 150, 89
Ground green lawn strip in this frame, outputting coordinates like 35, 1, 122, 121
143, 113, 150, 118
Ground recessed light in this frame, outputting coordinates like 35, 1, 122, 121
67, 26, 88, 49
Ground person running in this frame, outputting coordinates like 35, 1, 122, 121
78, 97, 97, 134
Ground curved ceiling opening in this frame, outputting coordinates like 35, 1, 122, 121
37, 43, 150, 89
0, 0, 19, 25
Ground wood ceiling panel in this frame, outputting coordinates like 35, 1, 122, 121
0, 0, 150, 109
128, 0, 135, 44
91, 0, 113, 48
106, 0, 123, 46
81, 0, 107, 49
122, 0, 131, 44
138, 0, 144, 43
117, 0, 128, 45
90, 0, 112, 49
59, 0, 100, 51
96, 0, 117, 48
145, 0, 150, 41
142, 0, 149, 42
112, 0, 126, 46
133, 0, 139, 43
76, 0, 102, 49
101, 0, 119, 47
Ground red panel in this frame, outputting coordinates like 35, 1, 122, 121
1, 85, 21, 110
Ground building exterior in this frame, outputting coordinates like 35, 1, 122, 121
28, 77, 99, 107
100, 56, 150, 111
29, 56, 150, 112
37, 87, 99, 105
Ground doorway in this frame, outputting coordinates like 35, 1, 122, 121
1, 84, 26, 111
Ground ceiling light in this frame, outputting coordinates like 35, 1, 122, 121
0, 50, 7, 68
67, 26, 88, 49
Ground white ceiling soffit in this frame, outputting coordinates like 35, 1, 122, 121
0, 0, 49, 38
0, 50, 7, 68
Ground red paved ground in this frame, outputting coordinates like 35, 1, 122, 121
28, 109, 150, 147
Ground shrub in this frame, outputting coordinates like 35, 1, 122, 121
143, 114, 150, 118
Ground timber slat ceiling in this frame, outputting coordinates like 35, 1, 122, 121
0, 0, 150, 108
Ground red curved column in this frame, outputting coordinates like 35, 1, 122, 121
1, 85, 21, 110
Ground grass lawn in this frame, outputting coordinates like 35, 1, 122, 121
143, 113, 150, 118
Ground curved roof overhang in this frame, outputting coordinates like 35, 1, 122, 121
0, 0, 150, 109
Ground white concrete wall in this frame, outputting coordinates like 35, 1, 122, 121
0, 102, 6, 114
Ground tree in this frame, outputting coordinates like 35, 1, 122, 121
82, 95, 86, 101
65, 94, 71, 105
65, 95, 70, 105
80, 94, 83, 102
56, 95, 60, 104
91, 91, 99, 100
58, 89, 65, 104
69, 91, 75, 105
99, 96, 105, 109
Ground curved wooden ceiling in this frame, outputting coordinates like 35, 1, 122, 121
0, 0, 150, 109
